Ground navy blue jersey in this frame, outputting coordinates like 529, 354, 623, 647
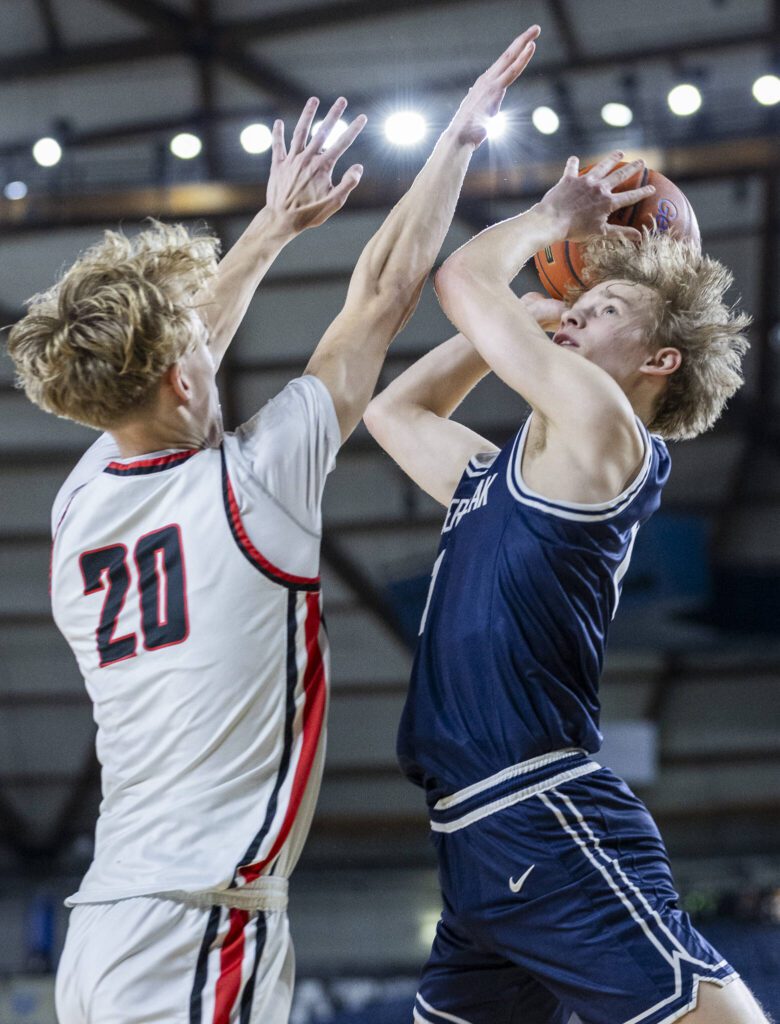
397, 415, 671, 804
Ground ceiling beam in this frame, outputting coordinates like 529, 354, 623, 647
0, 24, 774, 91
2, 134, 778, 234
35, 0, 64, 53
99, 0, 310, 108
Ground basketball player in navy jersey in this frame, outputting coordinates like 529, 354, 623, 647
365, 155, 765, 1024
8, 28, 541, 1024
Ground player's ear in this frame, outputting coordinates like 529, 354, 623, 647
640, 346, 681, 378
165, 361, 191, 404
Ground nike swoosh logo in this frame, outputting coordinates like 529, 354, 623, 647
509, 865, 535, 893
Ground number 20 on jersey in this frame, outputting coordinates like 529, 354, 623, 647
79, 523, 189, 667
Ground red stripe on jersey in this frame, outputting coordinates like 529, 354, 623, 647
223, 471, 319, 588
106, 449, 199, 472
239, 591, 326, 884
212, 908, 249, 1024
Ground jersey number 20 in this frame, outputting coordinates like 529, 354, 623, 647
79, 524, 189, 667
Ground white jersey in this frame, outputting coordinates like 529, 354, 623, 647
50, 376, 340, 904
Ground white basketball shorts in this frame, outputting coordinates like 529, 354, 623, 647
55, 895, 294, 1024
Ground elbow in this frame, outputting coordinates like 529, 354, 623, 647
363, 394, 389, 440
434, 257, 469, 316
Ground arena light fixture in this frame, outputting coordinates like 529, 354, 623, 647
240, 123, 273, 154
32, 137, 62, 167
486, 111, 507, 139
531, 106, 559, 135
384, 110, 427, 147
667, 83, 702, 117
752, 74, 780, 106
311, 118, 350, 150
3, 180, 28, 200
601, 102, 634, 128
170, 132, 202, 160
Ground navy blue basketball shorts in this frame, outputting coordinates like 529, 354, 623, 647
415, 750, 738, 1024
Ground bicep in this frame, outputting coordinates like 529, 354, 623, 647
366, 404, 496, 507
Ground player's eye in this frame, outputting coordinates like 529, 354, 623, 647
602, 305, 618, 315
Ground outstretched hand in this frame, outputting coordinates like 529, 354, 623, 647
540, 152, 656, 242
265, 96, 366, 232
449, 25, 540, 148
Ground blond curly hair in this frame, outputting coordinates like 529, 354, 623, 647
573, 231, 750, 440
6, 221, 220, 430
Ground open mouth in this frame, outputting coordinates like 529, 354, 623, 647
552, 333, 579, 348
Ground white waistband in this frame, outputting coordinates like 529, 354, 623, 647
160, 875, 288, 912
433, 748, 588, 812
431, 762, 600, 834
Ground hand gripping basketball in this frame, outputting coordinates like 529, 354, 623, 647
534, 152, 701, 300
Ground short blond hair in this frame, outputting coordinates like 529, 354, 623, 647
6, 221, 220, 430
575, 232, 750, 440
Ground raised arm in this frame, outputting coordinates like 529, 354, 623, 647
434, 153, 657, 492
365, 335, 495, 506
305, 25, 540, 441
199, 96, 366, 369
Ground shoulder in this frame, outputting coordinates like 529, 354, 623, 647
235, 375, 339, 453
51, 433, 119, 537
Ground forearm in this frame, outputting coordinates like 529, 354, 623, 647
369, 334, 489, 422
345, 129, 475, 317
199, 208, 296, 368
442, 203, 569, 286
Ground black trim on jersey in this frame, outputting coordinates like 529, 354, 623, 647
219, 445, 320, 592
189, 904, 222, 1024
239, 912, 268, 1024
104, 449, 199, 476
229, 590, 299, 885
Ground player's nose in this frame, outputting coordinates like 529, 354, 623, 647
561, 308, 584, 328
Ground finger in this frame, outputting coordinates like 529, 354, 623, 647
289, 96, 319, 156
271, 119, 286, 163
603, 158, 645, 188
308, 95, 348, 154
605, 224, 643, 243
563, 155, 580, 178
610, 185, 656, 211
500, 39, 537, 86
330, 163, 364, 207
493, 25, 541, 74
323, 113, 367, 165
586, 149, 624, 180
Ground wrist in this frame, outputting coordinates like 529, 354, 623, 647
247, 206, 298, 249
531, 199, 571, 242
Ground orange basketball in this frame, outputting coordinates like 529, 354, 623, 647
533, 162, 700, 300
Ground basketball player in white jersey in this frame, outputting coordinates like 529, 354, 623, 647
7, 26, 541, 1024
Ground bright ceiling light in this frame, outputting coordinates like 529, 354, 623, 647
384, 111, 426, 146
667, 83, 702, 116
240, 123, 273, 154
32, 137, 62, 167
752, 74, 780, 106
170, 132, 202, 160
532, 106, 559, 135
311, 118, 349, 150
601, 102, 633, 127
486, 111, 507, 139
3, 180, 28, 201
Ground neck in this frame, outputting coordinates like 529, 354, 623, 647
625, 375, 665, 431
110, 404, 217, 458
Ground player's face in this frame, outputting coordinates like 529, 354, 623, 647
552, 280, 657, 386
178, 312, 223, 445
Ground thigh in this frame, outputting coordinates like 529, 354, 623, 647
441, 770, 739, 1024
55, 898, 293, 1024
415, 912, 567, 1024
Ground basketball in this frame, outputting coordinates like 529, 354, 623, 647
533, 162, 701, 300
